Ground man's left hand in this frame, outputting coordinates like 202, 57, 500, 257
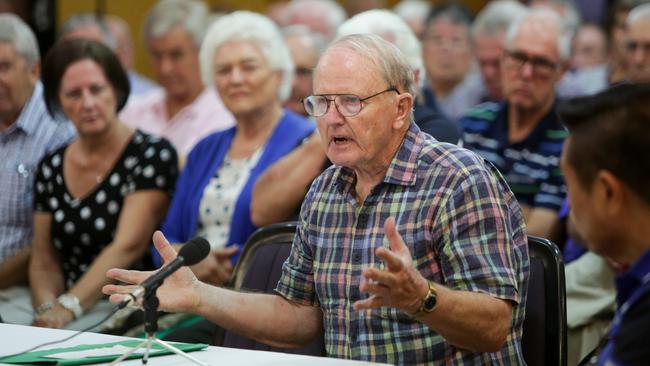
353, 216, 429, 315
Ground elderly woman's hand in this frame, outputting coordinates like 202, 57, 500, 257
190, 246, 239, 286
32, 304, 75, 329
103, 231, 203, 314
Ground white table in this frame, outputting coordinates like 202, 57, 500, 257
0, 323, 381, 366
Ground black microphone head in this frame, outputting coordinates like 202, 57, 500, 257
178, 237, 210, 266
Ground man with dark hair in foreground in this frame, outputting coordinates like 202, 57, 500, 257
559, 82, 650, 365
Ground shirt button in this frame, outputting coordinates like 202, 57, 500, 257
353, 252, 362, 263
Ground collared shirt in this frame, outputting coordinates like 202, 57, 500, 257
598, 249, 650, 365
0, 82, 76, 261
119, 87, 234, 155
276, 122, 529, 364
459, 101, 567, 211
422, 70, 486, 123
127, 70, 159, 97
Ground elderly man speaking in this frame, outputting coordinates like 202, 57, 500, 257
105, 34, 529, 364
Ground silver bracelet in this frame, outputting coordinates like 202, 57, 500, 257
35, 300, 56, 315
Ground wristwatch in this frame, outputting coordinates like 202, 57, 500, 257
57, 294, 83, 319
413, 281, 438, 318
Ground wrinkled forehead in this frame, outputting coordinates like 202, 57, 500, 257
313, 45, 384, 92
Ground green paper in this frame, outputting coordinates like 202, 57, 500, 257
0, 339, 207, 365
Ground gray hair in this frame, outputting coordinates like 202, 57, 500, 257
200, 11, 294, 102
59, 13, 117, 49
143, 0, 209, 48
282, 0, 347, 40
627, 3, 650, 25
393, 0, 431, 23
0, 13, 40, 66
282, 24, 327, 58
336, 9, 425, 90
472, 0, 528, 38
325, 34, 416, 98
506, 8, 573, 61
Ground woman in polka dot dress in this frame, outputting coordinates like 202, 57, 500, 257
28, 39, 178, 330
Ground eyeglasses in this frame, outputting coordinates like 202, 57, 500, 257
302, 87, 399, 117
503, 49, 559, 78
626, 40, 650, 54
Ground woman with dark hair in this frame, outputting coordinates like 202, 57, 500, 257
29, 39, 178, 330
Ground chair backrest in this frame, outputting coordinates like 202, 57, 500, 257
222, 222, 326, 356
522, 236, 567, 366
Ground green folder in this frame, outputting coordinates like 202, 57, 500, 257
0, 339, 208, 365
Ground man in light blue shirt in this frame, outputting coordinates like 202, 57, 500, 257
0, 14, 75, 289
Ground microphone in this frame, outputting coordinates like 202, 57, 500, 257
119, 237, 210, 308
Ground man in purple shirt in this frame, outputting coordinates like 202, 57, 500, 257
559, 83, 650, 365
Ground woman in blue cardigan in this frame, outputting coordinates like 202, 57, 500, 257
159, 11, 315, 286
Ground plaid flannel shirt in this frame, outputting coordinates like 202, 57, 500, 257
276, 122, 529, 364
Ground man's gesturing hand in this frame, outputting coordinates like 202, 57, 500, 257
353, 217, 430, 315
103, 230, 203, 314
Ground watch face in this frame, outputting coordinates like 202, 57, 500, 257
424, 295, 437, 311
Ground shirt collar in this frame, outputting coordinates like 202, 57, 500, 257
615, 249, 650, 307
496, 99, 567, 147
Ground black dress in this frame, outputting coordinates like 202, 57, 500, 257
34, 130, 178, 289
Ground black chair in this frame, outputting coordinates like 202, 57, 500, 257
222, 222, 326, 356
522, 236, 567, 366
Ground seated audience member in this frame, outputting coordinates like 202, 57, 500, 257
159, 11, 315, 286
105, 15, 158, 96
532, 1, 611, 98
604, 0, 646, 84
27, 39, 178, 330
421, 3, 486, 122
282, 25, 325, 117
625, 3, 650, 82
392, 0, 431, 38
571, 23, 608, 70
105, 34, 529, 364
250, 8, 460, 227
459, 9, 569, 239
278, 0, 347, 41
0, 14, 75, 290
558, 82, 650, 366
119, 0, 234, 158
471, 0, 528, 102
59, 14, 157, 97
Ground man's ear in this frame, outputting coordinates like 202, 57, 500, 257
29, 61, 41, 85
393, 92, 414, 130
595, 170, 625, 217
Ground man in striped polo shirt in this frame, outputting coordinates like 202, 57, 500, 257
459, 9, 569, 239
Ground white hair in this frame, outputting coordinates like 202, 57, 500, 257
506, 8, 573, 61
282, 0, 347, 40
200, 11, 294, 102
627, 3, 650, 25
0, 13, 40, 66
59, 13, 117, 49
143, 0, 209, 48
393, 0, 431, 23
326, 34, 417, 97
336, 9, 425, 89
472, 0, 528, 38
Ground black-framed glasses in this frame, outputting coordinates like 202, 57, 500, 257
302, 87, 399, 117
503, 49, 559, 77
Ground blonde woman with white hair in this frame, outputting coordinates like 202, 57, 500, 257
159, 11, 315, 286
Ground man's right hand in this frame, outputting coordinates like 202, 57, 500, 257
190, 246, 239, 286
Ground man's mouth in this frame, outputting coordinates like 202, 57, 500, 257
333, 136, 349, 144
